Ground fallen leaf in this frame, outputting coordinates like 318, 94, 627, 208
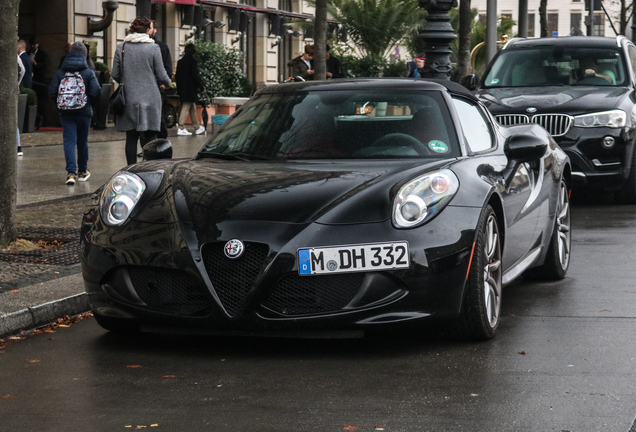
375, 425, 387, 429
342, 427, 359, 431
150, 425, 159, 427
127, 365, 142, 368
57, 324, 70, 328
509, 313, 517, 317
518, 351, 526, 355
591, 309, 610, 313
8, 290, 19, 293
27, 360, 40, 363
44, 330, 56, 333
162, 375, 176, 378
1, 395, 17, 399
9, 337, 23, 341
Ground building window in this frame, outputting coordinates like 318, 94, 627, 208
501, 13, 512, 21
478, 14, 487, 25
528, 13, 535, 37
547, 13, 559, 36
240, 0, 256, 6
279, 0, 292, 11
570, 13, 582, 33
594, 13, 604, 36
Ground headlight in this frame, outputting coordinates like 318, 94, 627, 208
573, 110, 626, 128
100, 172, 146, 226
393, 169, 459, 228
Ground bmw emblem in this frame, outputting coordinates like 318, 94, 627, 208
526, 107, 538, 113
224, 239, 244, 259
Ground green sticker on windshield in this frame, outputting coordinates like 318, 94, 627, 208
491, 78, 499, 84
428, 140, 449, 153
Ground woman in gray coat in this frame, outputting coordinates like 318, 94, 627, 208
111, 17, 171, 165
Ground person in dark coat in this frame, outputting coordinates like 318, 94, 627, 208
17, 40, 33, 88
150, 20, 173, 139
287, 45, 314, 81
48, 42, 101, 185
326, 44, 343, 79
407, 54, 426, 78
29, 38, 49, 84
111, 17, 172, 165
175, 43, 204, 136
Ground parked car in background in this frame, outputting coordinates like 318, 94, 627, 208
81, 79, 571, 341
464, 36, 636, 202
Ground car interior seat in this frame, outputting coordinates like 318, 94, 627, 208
523, 66, 547, 85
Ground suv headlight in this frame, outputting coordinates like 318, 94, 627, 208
100, 172, 146, 226
573, 110, 626, 128
393, 169, 459, 228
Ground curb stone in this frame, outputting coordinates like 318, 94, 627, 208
0, 293, 90, 338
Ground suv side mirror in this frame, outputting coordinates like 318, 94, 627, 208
459, 74, 478, 90
504, 133, 547, 162
143, 139, 173, 161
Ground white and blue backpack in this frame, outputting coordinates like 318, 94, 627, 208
57, 71, 88, 110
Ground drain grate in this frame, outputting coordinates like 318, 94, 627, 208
0, 228, 81, 266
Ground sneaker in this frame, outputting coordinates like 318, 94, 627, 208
194, 126, 205, 135
78, 171, 91, 182
17, 146, 23, 156
66, 173, 76, 185
177, 128, 192, 136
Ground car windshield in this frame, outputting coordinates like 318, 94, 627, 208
483, 46, 627, 88
198, 90, 460, 160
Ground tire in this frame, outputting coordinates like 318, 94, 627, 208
455, 205, 503, 341
94, 312, 140, 334
525, 179, 571, 280
165, 104, 177, 129
616, 147, 636, 204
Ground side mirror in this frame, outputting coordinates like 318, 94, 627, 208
504, 133, 547, 162
459, 74, 478, 90
143, 139, 173, 161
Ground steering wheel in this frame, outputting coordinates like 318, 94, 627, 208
370, 133, 430, 155
576, 76, 610, 86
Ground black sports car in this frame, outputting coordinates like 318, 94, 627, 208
465, 36, 636, 203
80, 79, 571, 340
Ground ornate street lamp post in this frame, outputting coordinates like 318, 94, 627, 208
418, 0, 458, 80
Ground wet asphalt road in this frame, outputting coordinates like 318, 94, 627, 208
1, 196, 636, 431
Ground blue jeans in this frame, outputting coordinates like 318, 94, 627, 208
60, 115, 91, 173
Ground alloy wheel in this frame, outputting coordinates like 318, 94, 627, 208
483, 214, 502, 328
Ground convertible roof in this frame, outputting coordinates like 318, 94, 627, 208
258, 78, 479, 102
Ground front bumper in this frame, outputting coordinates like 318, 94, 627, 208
80, 206, 482, 334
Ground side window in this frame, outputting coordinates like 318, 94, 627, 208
451, 98, 494, 152
628, 45, 636, 77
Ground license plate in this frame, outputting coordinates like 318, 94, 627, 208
298, 242, 410, 275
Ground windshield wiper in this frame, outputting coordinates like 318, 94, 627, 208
198, 151, 272, 161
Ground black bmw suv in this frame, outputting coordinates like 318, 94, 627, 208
469, 36, 636, 202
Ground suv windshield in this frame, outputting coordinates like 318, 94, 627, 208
199, 90, 460, 160
483, 46, 627, 88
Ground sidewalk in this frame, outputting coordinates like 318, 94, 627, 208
0, 126, 210, 338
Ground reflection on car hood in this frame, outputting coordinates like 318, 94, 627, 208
169, 159, 450, 224
477, 86, 630, 114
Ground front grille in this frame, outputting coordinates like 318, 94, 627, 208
262, 273, 364, 316
202, 242, 269, 317
495, 113, 572, 137
129, 268, 212, 315
531, 114, 573, 137
495, 114, 529, 126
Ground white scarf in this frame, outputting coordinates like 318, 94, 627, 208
124, 33, 155, 43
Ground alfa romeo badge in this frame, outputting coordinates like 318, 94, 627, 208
224, 239, 244, 259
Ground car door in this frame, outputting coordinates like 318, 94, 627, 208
451, 97, 541, 269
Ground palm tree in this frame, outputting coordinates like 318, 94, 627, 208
326, 0, 426, 58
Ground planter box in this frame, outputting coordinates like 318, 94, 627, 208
211, 97, 249, 116
23, 105, 37, 133
17, 94, 27, 133
185, 104, 215, 126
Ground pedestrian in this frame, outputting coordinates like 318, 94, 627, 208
407, 54, 426, 78
325, 44, 344, 79
150, 20, 173, 139
48, 42, 101, 185
287, 44, 314, 81
17, 54, 25, 156
29, 38, 51, 129
17, 40, 33, 89
111, 16, 172, 165
175, 43, 205, 136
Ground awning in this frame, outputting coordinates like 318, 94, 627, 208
199, 0, 314, 20
154, 0, 198, 5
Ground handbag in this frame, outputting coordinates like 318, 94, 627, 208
109, 43, 126, 116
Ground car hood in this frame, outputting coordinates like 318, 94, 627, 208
476, 86, 630, 114
168, 158, 451, 225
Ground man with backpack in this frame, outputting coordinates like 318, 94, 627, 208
49, 42, 101, 185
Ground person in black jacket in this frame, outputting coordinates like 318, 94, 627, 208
17, 40, 33, 88
287, 45, 314, 81
49, 42, 101, 185
325, 44, 344, 79
175, 43, 204, 136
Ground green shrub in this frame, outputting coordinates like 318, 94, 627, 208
20, 86, 37, 106
383, 60, 408, 77
192, 40, 251, 105
94, 62, 111, 85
